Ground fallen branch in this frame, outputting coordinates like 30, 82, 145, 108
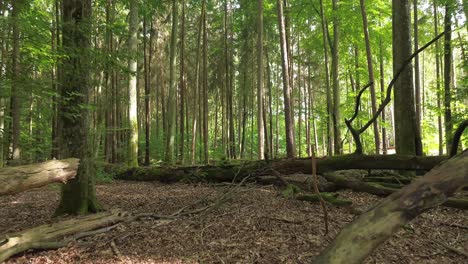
0, 158, 80, 196
314, 150, 468, 263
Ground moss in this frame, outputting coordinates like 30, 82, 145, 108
296, 193, 352, 207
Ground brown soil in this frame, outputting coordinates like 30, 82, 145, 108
1, 180, 466, 264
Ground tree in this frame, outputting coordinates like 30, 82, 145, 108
392, 0, 421, 156
277, 0, 296, 158
166, 0, 178, 163
331, 0, 341, 155
360, 0, 380, 154
257, 0, 265, 160
54, 0, 101, 215
443, 0, 453, 154
127, 0, 139, 167
319, 0, 333, 156
10, 0, 22, 161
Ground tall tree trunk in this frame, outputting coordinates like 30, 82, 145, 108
379, 36, 387, 154
413, 0, 422, 151
202, 0, 209, 164
257, 0, 265, 160
277, 0, 296, 158
433, 0, 443, 155
191, 3, 204, 164
392, 0, 420, 156
179, 1, 185, 164
55, 0, 101, 216
165, 0, 178, 163
360, 0, 380, 154
51, 0, 61, 160
143, 15, 151, 166
266, 46, 274, 157
443, 1, 453, 154
331, 0, 341, 155
127, 0, 139, 167
319, 0, 333, 156
10, 0, 21, 161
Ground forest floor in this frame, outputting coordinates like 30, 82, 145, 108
1, 176, 467, 264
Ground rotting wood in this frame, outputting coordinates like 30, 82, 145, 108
314, 150, 468, 264
112, 154, 446, 182
0, 158, 80, 196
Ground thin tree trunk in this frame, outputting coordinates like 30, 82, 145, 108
277, 0, 296, 158
165, 0, 178, 163
360, 0, 380, 154
179, 1, 185, 164
443, 1, 453, 154
144, 16, 151, 166
331, 0, 341, 155
319, 0, 333, 156
379, 37, 387, 154
202, 0, 209, 164
127, 0, 139, 167
413, 0, 422, 149
10, 0, 21, 161
257, 0, 265, 160
434, 1, 443, 155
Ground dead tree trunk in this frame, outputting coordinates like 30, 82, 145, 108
314, 150, 468, 264
0, 158, 79, 196
113, 155, 446, 183
0, 210, 124, 263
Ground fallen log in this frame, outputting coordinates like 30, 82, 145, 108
0, 158, 80, 196
0, 210, 126, 262
314, 150, 468, 264
322, 171, 468, 209
114, 155, 446, 182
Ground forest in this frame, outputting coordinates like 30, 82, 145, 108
0, 0, 467, 263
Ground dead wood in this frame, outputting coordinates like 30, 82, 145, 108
314, 150, 468, 264
114, 155, 446, 183
0, 158, 80, 196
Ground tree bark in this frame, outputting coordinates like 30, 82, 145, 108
319, 0, 333, 156
277, 0, 296, 158
443, 1, 453, 154
0, 158, 79, 196
360, 0, 380, 154
314, 150, 468, 263
10, 0, 22, 161
202, 0, 209, 164
55, 0, 101, 215
257, 0, 265, 160
331, 0, 342, 155
165, 0, 178, 164
434, 1, 443, 155
127, 0, 139, 167
392, 0, 421, 156
179, 0, 186, 164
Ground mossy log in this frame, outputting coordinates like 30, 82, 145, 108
314, 150, 468, 264
323, 171, 468, 209
0, 159, 80, 196
114, 155, 446, 182
0, 210, 126, 262
296, 193, 352, 207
